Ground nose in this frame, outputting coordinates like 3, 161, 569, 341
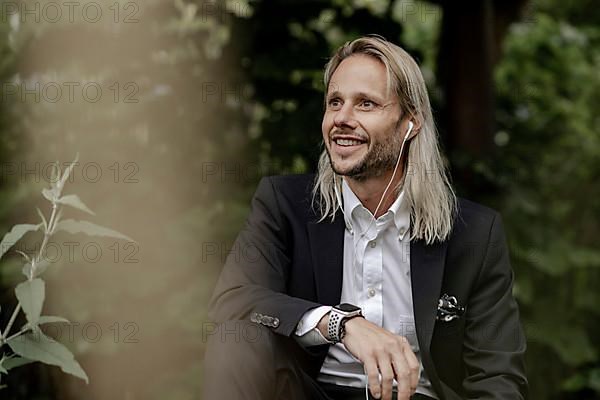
333, 103, 358, 129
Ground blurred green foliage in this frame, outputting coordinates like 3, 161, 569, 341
491, 7, 600, 399
0, 0, 597, 399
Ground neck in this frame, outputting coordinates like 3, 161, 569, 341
344, 164, 405, 218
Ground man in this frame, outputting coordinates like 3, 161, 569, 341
203, 36, 527, 400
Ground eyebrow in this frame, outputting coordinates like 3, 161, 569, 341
326, 90, 385, 102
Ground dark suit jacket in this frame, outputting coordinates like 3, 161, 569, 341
208, 174, 528, 399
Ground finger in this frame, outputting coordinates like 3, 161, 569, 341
401, 338, 420, 392
364, 357, 381, 399
377, 355, 394, 400
391, 340, 411, 399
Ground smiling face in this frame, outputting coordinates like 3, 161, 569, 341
322, 54, 405, 181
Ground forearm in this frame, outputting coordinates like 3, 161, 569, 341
209, 282, 321, 337
208, 176, 321, 337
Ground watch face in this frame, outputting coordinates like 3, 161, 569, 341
337, 303, 361, 312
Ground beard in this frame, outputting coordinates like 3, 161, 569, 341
326, 130, 404, 182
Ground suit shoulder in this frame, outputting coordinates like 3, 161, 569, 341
454, 197, 501, 235
457, 197, 498, 218
265, 174, 315, 199
258, 174, 316, 216
268, 173, 315, 185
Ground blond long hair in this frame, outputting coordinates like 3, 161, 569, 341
312, 35, 457, 244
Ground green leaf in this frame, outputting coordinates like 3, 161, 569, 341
22, 316, 70, 331
526, 322, 597, 366
38, 316, 70, 325
22, 262, 31, 279
7, 332, 88, 383
1, 356, 35, 371
56, 154, 79, 194
562, 372, 587, 392
589, 368, 600, 393
55, 219, 134, 242
562, 368, 600, 393
42, 188, 58, 203
0, 224, 41, 260
22, 258, 51, 279
57, 194, 95, 215
15, 279, 45, 326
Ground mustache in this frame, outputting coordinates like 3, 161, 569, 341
329, 129, 368, 141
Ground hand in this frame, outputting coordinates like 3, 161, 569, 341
318, 315, 419, 400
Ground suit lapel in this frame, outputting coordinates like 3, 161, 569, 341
411, 238, 449, 398
307, 215, 345, 306
307, 219, 449, 331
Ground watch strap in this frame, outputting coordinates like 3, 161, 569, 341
327, 305, 362, 344
327, 307, 344, 343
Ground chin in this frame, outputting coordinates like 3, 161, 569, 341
330, 158, 357, 174
331, 160, 367, 179
326, 146, 367, 177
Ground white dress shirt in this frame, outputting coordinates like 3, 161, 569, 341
294, 179, 438, 399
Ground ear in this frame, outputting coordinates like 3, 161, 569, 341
404, 116, 422, 141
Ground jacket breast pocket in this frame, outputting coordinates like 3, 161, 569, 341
433, 317, 465, 341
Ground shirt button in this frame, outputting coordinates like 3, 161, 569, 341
368, 288, 376, 297
369, 241, 376, 248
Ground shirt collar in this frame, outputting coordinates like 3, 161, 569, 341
341, 178, 410, 240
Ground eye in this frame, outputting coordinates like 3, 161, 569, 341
358, 99, 377, 110
327, 97, 342, 110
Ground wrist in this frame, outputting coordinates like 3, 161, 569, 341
341, 315, 362, 342
317, 312, 330, 339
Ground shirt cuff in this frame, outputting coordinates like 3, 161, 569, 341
293, 306, 332, 347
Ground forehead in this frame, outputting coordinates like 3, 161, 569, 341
327, 54, 390, 98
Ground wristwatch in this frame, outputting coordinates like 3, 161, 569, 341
327, 303, 363, 343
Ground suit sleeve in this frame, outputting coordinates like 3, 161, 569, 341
462, 212, 528, 399
207, 177, 321, 337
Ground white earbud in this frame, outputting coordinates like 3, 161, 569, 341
405, 121, 414, 141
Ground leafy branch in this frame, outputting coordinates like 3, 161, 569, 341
0, 155, 134, 389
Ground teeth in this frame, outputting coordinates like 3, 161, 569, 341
335, 139, 363, 146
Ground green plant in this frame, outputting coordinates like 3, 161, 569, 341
491, 10, 600, 399
0, 156, 133, 389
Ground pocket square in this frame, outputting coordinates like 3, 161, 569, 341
436, 294, 465, 322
